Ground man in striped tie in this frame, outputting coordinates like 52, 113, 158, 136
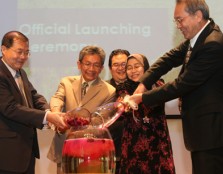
0, 31, 68, 174
130, 1, 223, 174
47, 45, 116, 174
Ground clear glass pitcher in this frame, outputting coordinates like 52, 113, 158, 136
61, 103, 125, 174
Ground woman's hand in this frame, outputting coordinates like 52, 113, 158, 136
128, 93, 143, 105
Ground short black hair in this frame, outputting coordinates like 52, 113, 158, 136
108, 49, 130, 68
1, 31, 29, 48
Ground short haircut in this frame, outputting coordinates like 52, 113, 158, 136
176, 0, 209, 20
79, 45, 106, 65
1, 31, 29, 48
108, 49, 130, 68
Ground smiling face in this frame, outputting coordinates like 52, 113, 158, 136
110, 54, 128, 83
126, 58, 144, 82
174, 2, 203, 40
77, 54, 103, 82
1, 39, 29, 71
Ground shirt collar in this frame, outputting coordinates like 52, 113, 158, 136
112, 78, 126, 85
81, 76, 95, 86
190, 20, 210, 48
2, 58, 17, 78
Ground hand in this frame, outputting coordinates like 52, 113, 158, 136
128, 93, 143, 105
46, 112, 69, 133
134, 83, 146, 94
123, 95, 138, 110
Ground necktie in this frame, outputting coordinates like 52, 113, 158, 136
15, 71, 29, 106
81, 82, 88, 99
185, 44, 192, 65
178, 44, 192, 113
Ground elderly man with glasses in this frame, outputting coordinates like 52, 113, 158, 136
130, 0, 223, 174
47, 45, 116, 174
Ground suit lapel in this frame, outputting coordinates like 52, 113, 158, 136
72, 76, 82, 106
0, 59, 20, 92
180, 20, 216, 73
193, 19, 215, 50
80, 77, 102, 107
190, 19, 215, 62
20, 70, 33, 107
0, 59, 31, 106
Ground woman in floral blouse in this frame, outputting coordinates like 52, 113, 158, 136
117, 54, 175, 174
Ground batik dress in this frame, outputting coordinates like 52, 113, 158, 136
117, 80, 175, 174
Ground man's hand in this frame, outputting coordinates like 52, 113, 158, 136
134, 83, 146, 94
46, 112, 69, 133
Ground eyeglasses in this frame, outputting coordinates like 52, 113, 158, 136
81, 61, 102, 69
126, 64, 143, 71
173, 15, 190, 26
10, 48, 30, 57
112, 62, 126, 68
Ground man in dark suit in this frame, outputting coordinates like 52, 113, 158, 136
107, 49, 130, 87
129, 1, 223, 174
107, 49, 130, 174
0, 31, 68, 174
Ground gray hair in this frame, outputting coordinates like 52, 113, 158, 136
79, 45, 106, 65
176, 0, 209, 20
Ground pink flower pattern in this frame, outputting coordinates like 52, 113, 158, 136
116, 80, 176, 174
119, 109, 175, 174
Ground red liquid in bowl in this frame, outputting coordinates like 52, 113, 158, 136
62, 138, 116, 173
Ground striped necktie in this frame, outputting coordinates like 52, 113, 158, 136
15, 71, 29, 106
81, 82, 89, 99
178, 44, 193, 113
185, 44, 192, 65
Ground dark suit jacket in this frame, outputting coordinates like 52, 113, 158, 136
0, 58, 49, 172
140, 19, 223, 152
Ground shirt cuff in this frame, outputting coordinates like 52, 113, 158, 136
43, 109, 50, 124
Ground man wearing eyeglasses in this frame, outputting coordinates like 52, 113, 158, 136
47, 45, 116, 174
0, 31, 68, 174
129, 0, 223, 174
107, 49, 130, 88
107, 49, 130, 174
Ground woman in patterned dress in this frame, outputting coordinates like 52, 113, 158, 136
117, 54, 175, 174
